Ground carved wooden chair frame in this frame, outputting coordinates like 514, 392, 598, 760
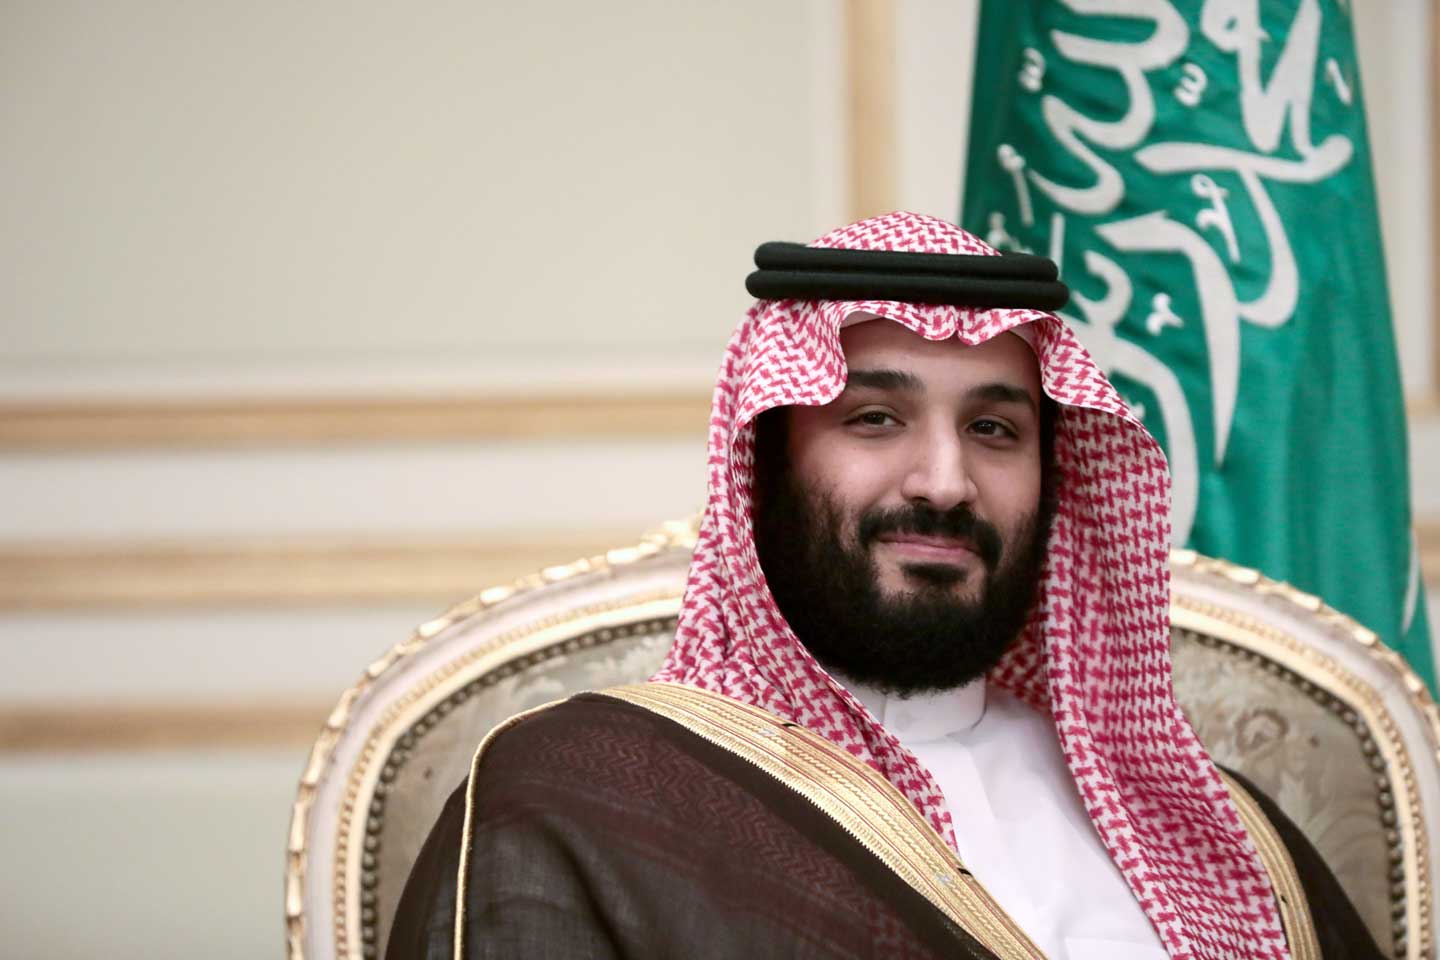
284, 520, 1440, 959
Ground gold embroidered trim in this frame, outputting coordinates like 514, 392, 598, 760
444, 684, 1338, 960
1220, 771, 1321, 960
604, 682, 1045, 960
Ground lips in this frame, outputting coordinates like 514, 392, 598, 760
858, 503, 1003, 570
876, 534, 980, 563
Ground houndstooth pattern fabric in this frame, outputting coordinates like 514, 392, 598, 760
652, 212, 1288, 959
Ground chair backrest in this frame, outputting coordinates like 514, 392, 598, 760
285, 522, 1440, 960
1167, 550, 1439, 959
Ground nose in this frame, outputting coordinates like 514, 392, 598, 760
898, 428, 977, 512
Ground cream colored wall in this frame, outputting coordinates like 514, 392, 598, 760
2, 0, 845, 386
1, 3, 846, 956
0, 2, 1434, 957
1356, 0, 1435, 399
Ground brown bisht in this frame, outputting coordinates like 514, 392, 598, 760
386, 684, 1379, 959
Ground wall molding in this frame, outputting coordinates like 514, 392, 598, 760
1408, 393, 1440, 419
1422, 520, 1440, 591
0, 532, 637, 610
4, 523, 1437, 613
845, 0, 897, 220
0, 392, 710, 450
1433, 0, 1440, 393
4, 387, 1432, 451
0, 702, 326, 752
1, 525, 1435, 752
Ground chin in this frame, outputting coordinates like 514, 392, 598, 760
889, 565, 984, 599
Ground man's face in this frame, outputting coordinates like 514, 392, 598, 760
790, 321, 1044, 599
753, 320, 1050, 695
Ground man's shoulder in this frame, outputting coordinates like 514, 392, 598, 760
481, 689, 662, 753
469, 687, 733, 811
388, 690, 752, 960
476, 682, 803, 786
479, 688, 685, 761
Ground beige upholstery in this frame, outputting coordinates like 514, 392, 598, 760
286, 521, 1440, 960
1167, 552, 1440, 959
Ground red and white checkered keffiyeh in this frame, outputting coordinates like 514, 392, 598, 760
653, 212, 1289, 959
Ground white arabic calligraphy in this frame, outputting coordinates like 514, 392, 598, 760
1191, 174, 1239, 263
1020, 48, 1046, 92
985, 212, 1032, 254
1026, 0, 1189, 215
1145, 293, 1184, 336
998, 144, 1036, 226
1175, 63, 1208, 107
991, 0, 1354, 543
1324, 58, 1352, 105
1202, 0, 1324, 156
1139, 139, 1352, 328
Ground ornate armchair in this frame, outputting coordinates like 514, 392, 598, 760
284, 519, 1440, 959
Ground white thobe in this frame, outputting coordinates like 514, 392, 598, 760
839, 677, 1169, 960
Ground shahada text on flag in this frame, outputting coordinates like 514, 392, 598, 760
961, 0, 1433, 689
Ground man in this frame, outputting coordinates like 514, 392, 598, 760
388, 212, 1379, 958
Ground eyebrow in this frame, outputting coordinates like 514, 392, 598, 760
844, 368, 1038, 414
967, 382, 1038, 414
845, 368, 923, 392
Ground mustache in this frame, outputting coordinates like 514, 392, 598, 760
856, 503, 1003, 569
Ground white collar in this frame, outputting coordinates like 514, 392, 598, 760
837, 675, 988, 743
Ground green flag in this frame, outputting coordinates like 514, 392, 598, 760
961, 0, 1434, 690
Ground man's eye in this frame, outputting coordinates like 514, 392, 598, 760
970, 419, 1015, 438
850, 410, 898, 427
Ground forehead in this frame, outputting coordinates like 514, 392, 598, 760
838, 320, 1041, 392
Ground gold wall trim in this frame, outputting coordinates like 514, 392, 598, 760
0, 391, 709, 450
1433, 0, 1440, 394
1421, 520, 1440, 588
1407, 393, 1440, 418
0, 702, 327, 752
4, 522, 1438, 612
0, 533, 639, 610
845, 0, 897, 220
6, 529, 1434, 757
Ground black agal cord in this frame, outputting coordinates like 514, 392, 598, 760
745, 241, 1068, 310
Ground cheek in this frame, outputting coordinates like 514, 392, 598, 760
976, 458, 1043, 526
792, 448, 901, 515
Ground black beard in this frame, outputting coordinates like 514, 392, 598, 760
753, 474, 1050, 697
